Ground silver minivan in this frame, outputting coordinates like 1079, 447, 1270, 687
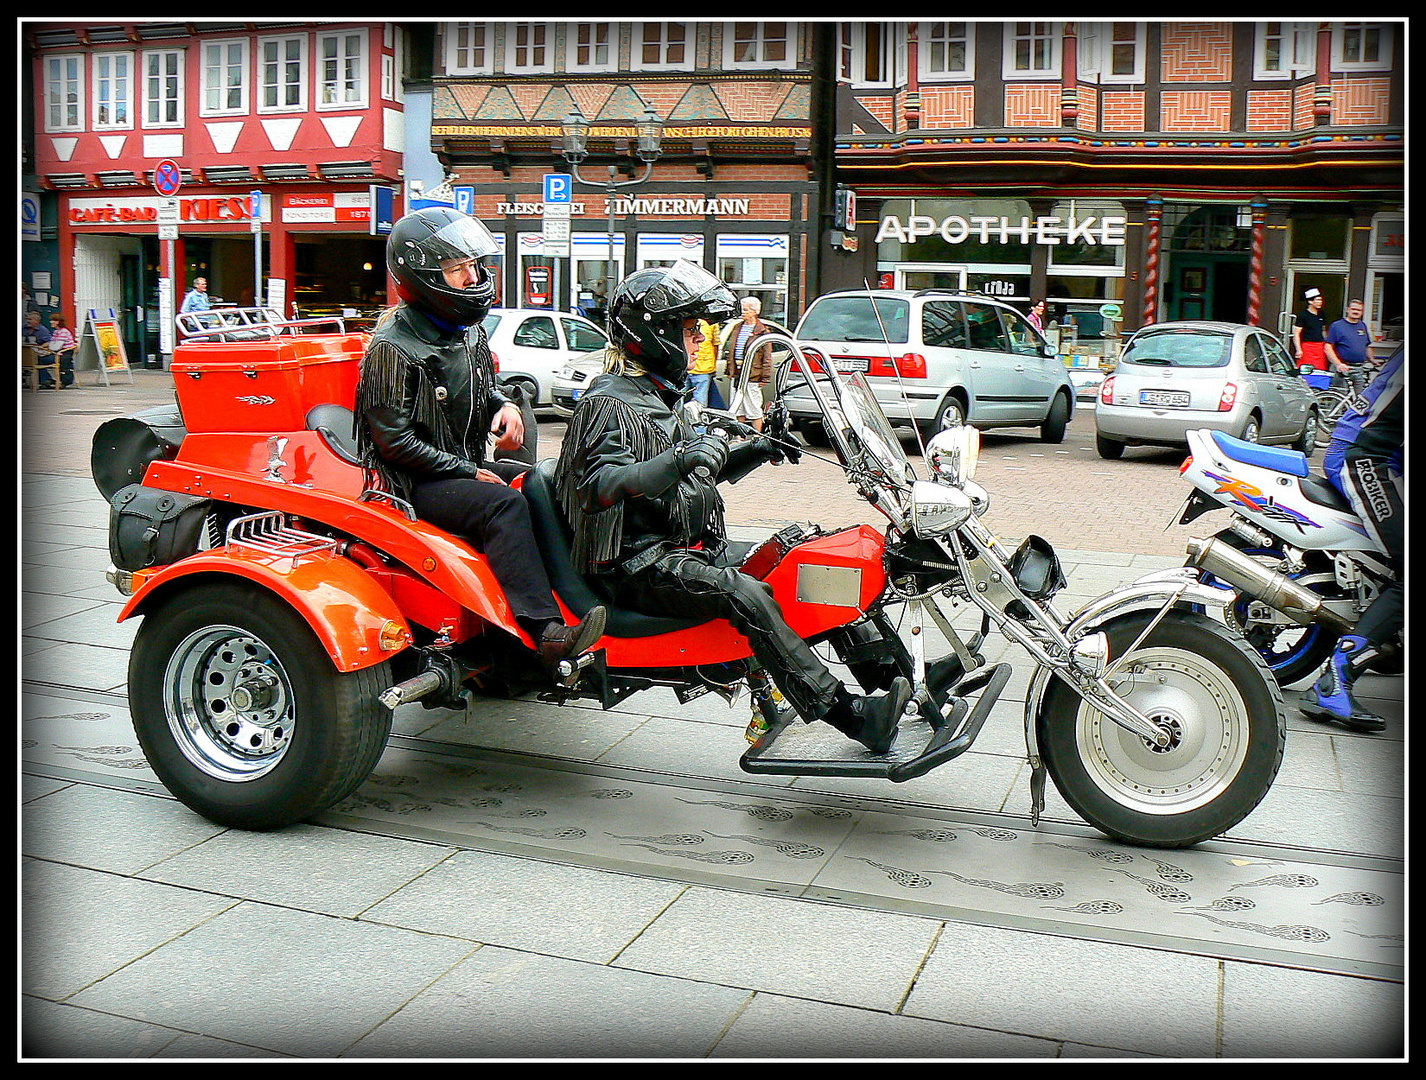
785, 290, 1076, 443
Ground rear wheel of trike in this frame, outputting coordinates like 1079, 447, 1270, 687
1038, 611, 1284, 848
129, 580, 393, 830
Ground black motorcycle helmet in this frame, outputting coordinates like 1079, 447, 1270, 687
607, 261, 738, 386
386, 207, 501, 326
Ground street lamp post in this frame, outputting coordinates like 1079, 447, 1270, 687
560, 102, 664, 314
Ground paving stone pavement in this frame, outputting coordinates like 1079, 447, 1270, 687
20, 370, 1406, 1060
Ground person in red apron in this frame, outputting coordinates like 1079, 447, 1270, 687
1293, 287, 1329, 371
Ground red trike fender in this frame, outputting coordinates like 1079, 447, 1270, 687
119, 548, 412, 674
141, 436, 533, 646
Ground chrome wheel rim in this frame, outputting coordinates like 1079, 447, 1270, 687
164, 625, 296, 782
1077, 646, 1251, 815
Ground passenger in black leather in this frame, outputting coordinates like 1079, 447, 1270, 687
354, 208, 604, 673
556, 261, 910, 753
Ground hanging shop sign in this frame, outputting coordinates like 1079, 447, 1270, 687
876, 212, 1128, 246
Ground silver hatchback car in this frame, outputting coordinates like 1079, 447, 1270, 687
1094, 321, 1319, 458
785, 290, 1076, 443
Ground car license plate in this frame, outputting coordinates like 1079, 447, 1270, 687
570, 389, 582, 400
1140, 389, 1190, 407
833, 357, 869, 373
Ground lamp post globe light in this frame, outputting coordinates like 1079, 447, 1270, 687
560, 102, 664, 317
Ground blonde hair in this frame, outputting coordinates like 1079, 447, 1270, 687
602, 344, 647, 377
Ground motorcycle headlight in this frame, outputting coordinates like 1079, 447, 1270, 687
909, 480, 973, 538
926, 426, 980, 487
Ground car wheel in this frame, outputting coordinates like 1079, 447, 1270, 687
1095, 433, 1125, 459
1239, 415, 1262, 443
1293, 410, 1319, 455
929, 393, 968, 435
1040, 392, 1070, 444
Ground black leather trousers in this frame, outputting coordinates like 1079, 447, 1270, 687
411, 462, 563, 629
611, 546, 844, 721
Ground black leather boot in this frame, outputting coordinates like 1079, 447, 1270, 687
822, 677, 912, 753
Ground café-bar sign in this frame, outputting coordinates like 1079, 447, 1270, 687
877, 212, 1128, 246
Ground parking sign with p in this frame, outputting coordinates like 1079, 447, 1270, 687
543, 173, 572, 205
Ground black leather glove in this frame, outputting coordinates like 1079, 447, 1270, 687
675, 434, 730, 480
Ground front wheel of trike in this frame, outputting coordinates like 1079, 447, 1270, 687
129, 580, 393, 830
1038, 611, 1284, 848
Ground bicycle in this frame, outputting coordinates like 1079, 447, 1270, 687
1306, 361, 1377, 451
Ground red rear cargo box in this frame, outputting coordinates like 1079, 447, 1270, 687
172, 333, 367, 433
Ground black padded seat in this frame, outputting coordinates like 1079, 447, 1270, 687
305, 404, 361, 465
521, 459, 705, 637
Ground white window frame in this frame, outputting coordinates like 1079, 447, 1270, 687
725, 22, 792, 70
637, 22, 691, 70
258, 34, 308, 113
1088, 21, 1145, 84
506, 22, 553, 74
200, 38, 248, 117
142, 48, 184, 129
567, 22, 617, 73
317, 28, 368, 110
45, 53, 85, 132
838, 22, 895, 88
1332, 22, 1393, 72
1003, 21, 1061, 80
1253, 21, 1314, 80
918, 21, 974, 82
445, 22, 496, 75
92, 51, 133, 130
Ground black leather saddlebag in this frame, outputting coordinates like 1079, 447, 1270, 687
91, 405, 188, 502
108, 484, 211, 571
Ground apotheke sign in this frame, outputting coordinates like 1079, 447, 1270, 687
877, 212, 1127, 246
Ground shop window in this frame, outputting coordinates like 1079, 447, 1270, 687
1290, 216, 1350, 262
45, 53, 84, 132
717, 248, 789, 327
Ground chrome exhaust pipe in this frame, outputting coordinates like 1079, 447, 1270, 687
1185, 537, 1353, 632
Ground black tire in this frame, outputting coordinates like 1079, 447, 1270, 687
1293, 409, 1320, 456
1040, 392, 1070, 444
922, 392, 968, 439
1095, 433, 1125, 459
1038, 611, 1284, 848
129, 580, 393, 830
1238, 414, 1262, 443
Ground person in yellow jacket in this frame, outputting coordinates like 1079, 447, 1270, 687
688, 317, 720, 407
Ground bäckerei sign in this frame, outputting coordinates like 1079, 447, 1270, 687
876, 212, 1127, 246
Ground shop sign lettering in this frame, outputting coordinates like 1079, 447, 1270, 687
69, 195, 256, 226
876, 213, 1127, 246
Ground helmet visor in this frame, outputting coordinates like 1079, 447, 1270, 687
421, 214, 502, 266
640, 260, 736, 321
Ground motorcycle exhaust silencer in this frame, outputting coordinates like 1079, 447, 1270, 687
1185, 537, 1352, 632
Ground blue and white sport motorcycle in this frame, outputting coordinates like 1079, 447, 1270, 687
1175, 427, 1399, 686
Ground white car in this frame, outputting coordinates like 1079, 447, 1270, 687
482, 308, 609, 409
549, 320, 796, 416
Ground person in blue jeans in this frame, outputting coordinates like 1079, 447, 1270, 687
1305, 348, 1403, 733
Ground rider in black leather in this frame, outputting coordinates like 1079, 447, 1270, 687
355, 207, 604, 672
556, 261, 910, 752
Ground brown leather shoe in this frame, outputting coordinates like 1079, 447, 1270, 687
537, 606, 607, 670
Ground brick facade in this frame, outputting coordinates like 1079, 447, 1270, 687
1159, 23, 1234, 82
